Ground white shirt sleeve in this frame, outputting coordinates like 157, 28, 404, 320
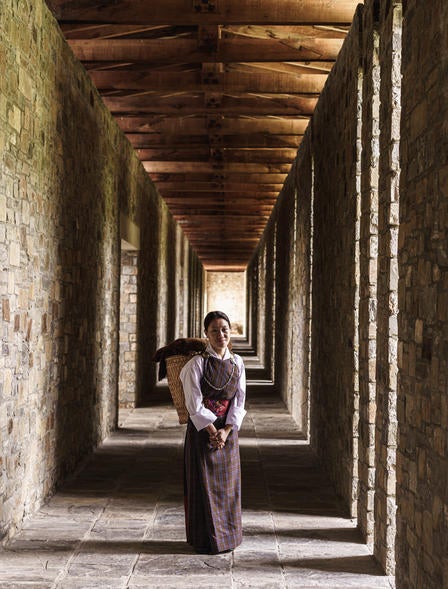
179, 351, 247, 432
180, 355, 217, 431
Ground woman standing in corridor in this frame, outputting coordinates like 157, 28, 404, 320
180, 311, 247, 554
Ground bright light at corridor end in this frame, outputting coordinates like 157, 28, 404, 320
205, 271, 247, 336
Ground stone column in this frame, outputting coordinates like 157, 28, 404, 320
358, 1, 380, 544
374, 0, 402, 574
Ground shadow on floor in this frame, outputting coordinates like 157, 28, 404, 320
0, 399, 392, 588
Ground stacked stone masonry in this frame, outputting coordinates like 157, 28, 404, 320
374, 0, 402, 575
359, 0, 381, 546
397, 1, 448, 587
0, 0, 202, 542
250, 1, 447, 587
310, 10, 362, 514
119, 251, 138, 408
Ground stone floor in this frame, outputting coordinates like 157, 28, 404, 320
0, 397, 394, 588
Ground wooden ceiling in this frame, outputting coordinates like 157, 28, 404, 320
46, 1, 359, 270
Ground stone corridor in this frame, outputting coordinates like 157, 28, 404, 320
0, 395, 392, 589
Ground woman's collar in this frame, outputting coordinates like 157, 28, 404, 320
206, 343, 231, 359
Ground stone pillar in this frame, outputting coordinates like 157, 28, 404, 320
358, 1, 380, 544
374, 0, 402, 574
119, 250, 138, 408
265, 220, 277, 383
310, 8, 363, 512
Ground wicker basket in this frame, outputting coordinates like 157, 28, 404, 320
165, 354, 192, 424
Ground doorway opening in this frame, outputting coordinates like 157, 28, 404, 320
204, 271, 247, 337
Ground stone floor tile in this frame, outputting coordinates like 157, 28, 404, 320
0, 552, 63, 583
55, 579, 128, 589
133, 552, 232, 576
0, 584, 55, 589
128, 575, 231, 588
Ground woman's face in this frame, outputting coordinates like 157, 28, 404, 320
205, 318, 231, 353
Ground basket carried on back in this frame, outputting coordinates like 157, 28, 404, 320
154, 337, 231, 424
165, 354, 194, 424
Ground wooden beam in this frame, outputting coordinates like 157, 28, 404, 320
188, 240, 261, 246
150, 172, 288, 183
118, 116, 309, 135
191, 240, 262, 247
48, 0, 360, 26
127, 133, 303, 148
169, 208, 274, 216
135, 147, 297, 162
68, 37, 344, 62
89, 70, 327, 94
156, 182, 283, 192
163, 198, 277, 206
143, 161, 292, 174
161, 191, 279, 199
103, 93, 319, 116
229, 61, 333, 75
60, 23, 175, 39
224, 24, 349, 40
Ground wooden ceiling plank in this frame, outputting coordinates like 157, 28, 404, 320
49, 1, 360, 26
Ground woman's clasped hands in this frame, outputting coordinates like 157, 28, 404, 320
207, 425, 233, 450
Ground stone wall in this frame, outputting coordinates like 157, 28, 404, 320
0, 0, 202, 541
310, 10, 362, 513
396, 1, 448, 587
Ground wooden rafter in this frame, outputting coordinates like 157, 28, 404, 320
49, 1, 360, 26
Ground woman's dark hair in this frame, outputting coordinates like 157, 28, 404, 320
204, 311, 231, 331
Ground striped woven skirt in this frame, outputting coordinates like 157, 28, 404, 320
184, 416, 242, 554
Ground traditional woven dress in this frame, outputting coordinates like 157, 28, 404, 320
180, 346, 246, 554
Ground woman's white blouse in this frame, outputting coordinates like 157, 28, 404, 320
179, 344, 247, 432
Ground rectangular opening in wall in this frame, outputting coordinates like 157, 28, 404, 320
119, 239, 139, 408
204, 271, 247, 337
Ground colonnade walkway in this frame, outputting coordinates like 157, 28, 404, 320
0, 396, 393, 588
